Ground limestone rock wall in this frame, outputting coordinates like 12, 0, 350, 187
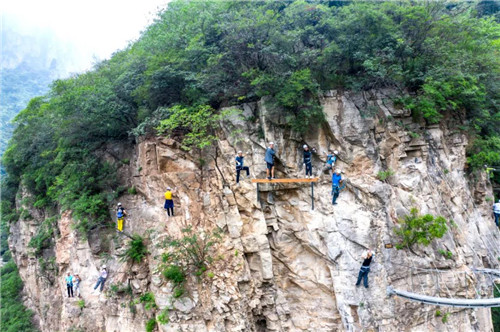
9, 90, 500, 332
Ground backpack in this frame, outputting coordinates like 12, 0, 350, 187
117, 208, 124, 218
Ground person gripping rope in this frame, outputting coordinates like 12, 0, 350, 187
116, 203, 127, 232
331, 169, 342, 205
94, 265, 108, 293
265, 142, 276, 180
73, 274, 82, 297
355, 249, 374, 289
235, 151, 250, 184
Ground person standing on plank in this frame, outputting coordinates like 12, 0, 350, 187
164, 187, 175, 217
355, 249, 374, 289
65, 272, 74, 298
235, 151, 250, 184
116, 202, 127, 232
302, 145, 316, 179
265, 142, 276, 180
331, 169, 342, 205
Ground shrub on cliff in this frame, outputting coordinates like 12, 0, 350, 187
394, 208, 448, 251
119, 234, 148, 263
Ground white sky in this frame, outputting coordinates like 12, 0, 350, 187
1, 0, 169, 72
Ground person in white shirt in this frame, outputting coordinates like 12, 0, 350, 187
493, 199, 500, 227
93, 265, 108, 293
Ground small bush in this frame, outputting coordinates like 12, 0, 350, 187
163, 265, 185, 285
394, 208, 448, 250
435, 309, 442, 317
157, 308, 169, 325
207, 271, 215, 278
442, 312, 450, 323
121, 159, 130, 165
438, 249, 453, 259
377, 169, 395, 181
77, 299, 85, 309
172, 286, 185, 298
127, 186, 137, 195
139, 292, 157, 311
145, 318, 156, 332
119, 235, 148, 263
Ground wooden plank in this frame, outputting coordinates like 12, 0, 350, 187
251, 178, 319, 184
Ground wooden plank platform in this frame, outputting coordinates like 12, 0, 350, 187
251, 178, 319, 183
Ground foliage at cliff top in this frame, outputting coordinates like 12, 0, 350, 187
1, 0, 499, 236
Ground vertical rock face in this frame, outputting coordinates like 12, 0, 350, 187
9, 90, 499, 332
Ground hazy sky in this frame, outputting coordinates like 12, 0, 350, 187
1, 0, 169, 72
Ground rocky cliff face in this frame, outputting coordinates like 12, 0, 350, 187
9, 90, 499, 332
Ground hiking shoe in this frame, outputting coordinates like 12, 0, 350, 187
267, 177, 272, 180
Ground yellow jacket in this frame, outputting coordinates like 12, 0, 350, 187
164, 191, 172, 200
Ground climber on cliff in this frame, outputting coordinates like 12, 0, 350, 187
116, 203, 127, 232
331, 169, 342, 205
164, 187, 175, 217
265, 142, 276, 180
73, 273, 82, 298
493, 199, 500, 227
321, 150, 338, 176
235, 151, 250, 184
93, 265, 107, 293
66, 272, 74, 298
355, 249, 374, 289
302, 145, 316, 179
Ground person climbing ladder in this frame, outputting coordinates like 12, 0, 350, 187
164, 187, 175, 217
331, 169, 342, 205
116, 203, 127, 232
355, 249, 374, 289
265, 142, 276, 180
493, 199, 500, 227
236, 151, 250, 184
302, 145, 316, 178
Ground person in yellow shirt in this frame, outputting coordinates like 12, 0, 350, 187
164, 187, 175, 217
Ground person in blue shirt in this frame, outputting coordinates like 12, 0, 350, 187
265, 142, 276, 180
65, 272, 74, 298
321, 150, 338, 176
235, 151, 250, 183
302, 145, 316, 178
331, 169, 342, 205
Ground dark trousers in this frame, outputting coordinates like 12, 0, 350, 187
305, 162, 312, 176
166, 207, 174, 216
94, 277, 106, 291
356, 267, 370, 288
236, 167, 249, 183
164, 200, 174, 216
67, 284, 74, 297
495, 213, 500, 226
332, 186, 340, 204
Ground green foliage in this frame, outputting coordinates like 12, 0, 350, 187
119, 234, 148, 263
145, 318, 157, 332
377, 169, 395, 181
28, 216, 58, 257
435, 309, 442, 317
77, 300, 85, 309
127, 186, 137, 195
441, 312, 450, 323
139, 292, 157, 311
0, 261, 38, 332
394, 208, 448, 250
156, 105, 239, 151
157, 308, 170, 325
163, 265, 186, 285
438, 249, 453, 259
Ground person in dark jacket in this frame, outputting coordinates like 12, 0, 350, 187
265, 142, 276, 180
302, 145, 314, 178
355, 249, 374, 288
235, 151, 250, 184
